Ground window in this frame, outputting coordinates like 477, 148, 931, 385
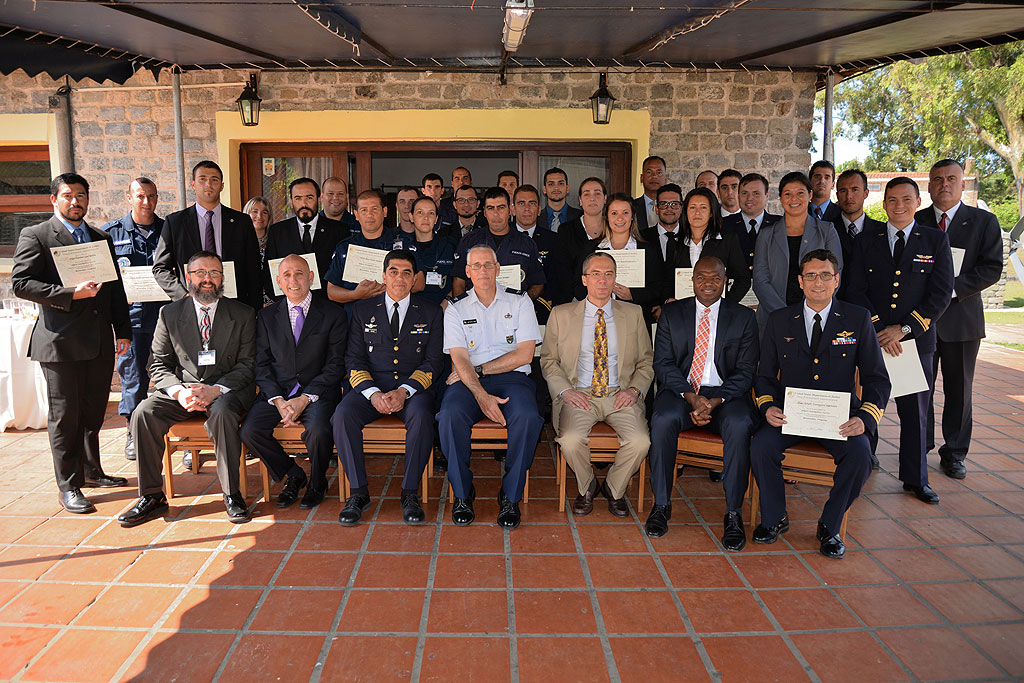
0, 145, 52, 256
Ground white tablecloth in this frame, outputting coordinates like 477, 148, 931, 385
0, 318, 48, 431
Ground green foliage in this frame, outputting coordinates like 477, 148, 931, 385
865, 203, 888, 223
989, 199, 1022, 231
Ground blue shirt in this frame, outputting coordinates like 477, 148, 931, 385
324, 228, 411, 289
408, 236, 457, 305
57, 215, 89, 242
452, 229, 545, 290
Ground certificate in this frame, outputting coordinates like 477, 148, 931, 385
50, 241, 118, 286
496, 263, 523, 290
120, 266, 171, 303
882, 336, 929, 398
739, 287, 759, 309
782, 387, 850, 441
674, 268, 694, 299
221, 261, 238, 300
598, 249, 644, 288
343, 244, 389, 284
951, 247, 966, 277
267, 253, 321, 296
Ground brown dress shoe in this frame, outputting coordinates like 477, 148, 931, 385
600, 481, 629, 517
572, 478, 599, 515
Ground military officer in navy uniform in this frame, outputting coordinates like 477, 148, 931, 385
103, 177, 166, 461
333, 249, 444, 525
407, 196, 457, 306
438, 244, 544, 530
513, 184, 558, 324
751, 249, 891, 558
832, 169, 886, 303
845, 176, 954, 504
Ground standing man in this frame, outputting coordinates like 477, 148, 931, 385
634, 156, 667, 231
438, 166, 473, 226
717, 169, 742, 217
103, 177, 166, 461
118, 251, 256, 526
421, 173, 445, 209
833, 169, 885, 300
497, 170, 519, 197
513, 184, 557, 322
13, 173, 132, 513
846, 177, 954, 504
264, 177, 348, 297
808, 160, 842, 223
394, 186, 421, 235
722, 173, 779, 276
751, 249, 890, 558
437, 185, 485, 243
641, 183, 684, 287
645, 257, 758, 547
439, 245, 544, 529
333, 250, 444, 525
240, 255, 347, 509
322, 176, 360, 233
695, 170, 719, 194
917, 159, 1003, 480
541, 252, 653, 516
537, 167, 583, 232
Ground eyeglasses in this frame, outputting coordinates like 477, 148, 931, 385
188, 269, 223, 278
585, 271, 616, 279
455, 197, 478, 205
657, 201, 682, 209
467, 263, 497, 271
800, 272, 836, 282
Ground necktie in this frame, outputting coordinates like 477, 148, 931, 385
293, 305, 305, 343
73, 227, 87, 244
748, 218, 757, 240
549, 211, 561, 232
200, 306, 211, 348
893, 229, 906, 264
811, 312, 823, 355
814, 206, 823, 220
203, 210, 216, 254
591, 309, 609, 397
647, 203, 658, 228
390, 301, 400, 339
848, 222, 857, 240
689, 306, 711, 393
301, 223, 312, 252
664, 231, 677, 265
939, 213, 948, 232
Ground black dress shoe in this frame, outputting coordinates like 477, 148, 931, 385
452, 485, 476, 526
276, 471, 307, 508
59, 489, 96, 514
401, 491, 426, 524
433, 452, 448, 474
722, 510, 746, 552
124, 432, 136, 461
85, 473, 129, 488
816, 522, 846, 558
708, 469, 724, 483
572, 478, 599, 516
118, 493, 168, 527
497, 489, 521, 530
752, 515, 790, 544
903, 483, 940, 504
338, 493, 371, 526
224, 492, 251, 523
181, 451, 193, 470
941, 460, 967, 480
299, 485, 325, 510
600, 481, 629, 518
644, 504, 671, 537
869, 451, 880, 470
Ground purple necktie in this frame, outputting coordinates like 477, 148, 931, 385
290, 305, 305, 397
203, 210, 216, 254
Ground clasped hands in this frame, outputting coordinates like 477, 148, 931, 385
684, 393, 721, 426
370, 389, 407, 415
877, 324, 906, 357
273, 395, 312, 426
177, 383, 222, 412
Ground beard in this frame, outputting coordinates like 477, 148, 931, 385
296, 206, 316, 221
189, 280, 224, 304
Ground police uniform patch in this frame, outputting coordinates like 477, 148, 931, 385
506, 335, 515, 344
117, 256, 132, 268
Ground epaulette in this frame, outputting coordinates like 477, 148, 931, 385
448, 292, 470, 303
504, 287, 525, 296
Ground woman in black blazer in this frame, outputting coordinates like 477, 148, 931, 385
671, 187, 751, 303
552, 176, 609, 305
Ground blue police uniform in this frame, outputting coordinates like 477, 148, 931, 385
452, 229, 546, 292
407, 236, 457, 305
438, 287, 544, 503
332, 293, 444, 493
520, 225, 558, 324
103, 213, 166, 419
324, 229, 411, 315
845, 221, 954, 487
751, 299, 891, 535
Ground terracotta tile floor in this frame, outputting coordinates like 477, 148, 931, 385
1, 344, 1023, 682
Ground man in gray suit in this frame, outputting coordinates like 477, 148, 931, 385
118, 251, 257, 526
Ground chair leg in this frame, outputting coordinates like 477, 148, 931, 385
421, 448, 430, 502
341, 472, 350, 502
448, 482, 454, 504
191, 446, 200, 474
748, 472, 760, 528
637, 459, 646, 514
260, 461, 271, 502
523, 470, 529, 504
238, 447, 248, 499
162, 436, 175, 499
840, 509, 849, 539
557, 445, 566, 512
428, 451, 434, 478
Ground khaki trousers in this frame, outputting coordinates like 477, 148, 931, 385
555, 389, 651, 499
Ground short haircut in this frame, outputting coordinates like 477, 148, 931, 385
192, 160, 222, 180
384, 249, 416, 272
739, 172, 769, 193
131, 176, 156, 190
778, 171, 812, 196
454, 184, 478, 198
799, 248, 839, 273
642, 155, 667, 170
411, 195, 437, 213
656, 183, 683, 200
543, 167, 568, 185
836, 168, 868, 187
809, 160, 835, 178
356, 189, 386, 207
718, 168, 742, 183
452, 166, 471, 179
187, 250, 222, 268
51, 173, 89, 195
694, 255, 726, 275
695, 170, 718, 188
930, 158, 964, 174
885, 176, 920, 198
421, 173, 443, 186
498, 170, 519, 183
323, 176, 348, 189
578, 176, 607, 196
396, 185, 421, 197
483, 186, 510, 206
582, 251, 616, 274
466, 244, 497, 262
288, 177, 320, 197
513, 184, 540, 203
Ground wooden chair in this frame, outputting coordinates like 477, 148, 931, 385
554, 421, 647, 513
161, 417, 250, 499
446, 418, 530, 503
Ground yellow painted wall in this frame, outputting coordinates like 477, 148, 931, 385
0, 113, 62, 175
215, 108, 650, 207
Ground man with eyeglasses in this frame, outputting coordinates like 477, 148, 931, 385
641, 183, 684, 291
437, 185, 486, 242
119, 250, 257, 526
750, 249, 890, 558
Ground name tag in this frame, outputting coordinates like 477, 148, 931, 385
426, 271, 443, 286
462, 319, 477, 325
198, 350, 217, 366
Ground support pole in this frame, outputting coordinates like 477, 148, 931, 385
51, 76, 75, 174
172, 68, 187, 210
823, 70, 835, 164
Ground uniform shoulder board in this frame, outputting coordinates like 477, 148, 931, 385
448, 292, 470, 304
504, 287, 525, 296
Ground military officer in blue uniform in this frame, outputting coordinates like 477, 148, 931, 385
103, 177, 166, 461
512, 184, 558, 324
845, 176, 954, 505
333, 249, 444, 526
751, 249, 891, 559
407, 195, 457, 305
438, 244, 544, 530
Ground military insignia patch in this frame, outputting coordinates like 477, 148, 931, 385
506, 335, 515, 344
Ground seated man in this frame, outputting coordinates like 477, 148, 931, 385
240, 255, 347, 509
646, 256, 759, 548
438, 245, 544, 530
333, 250, 444, 525
119, 251, 257, 526
751, 249, 891, 558
540, 252, 653, 516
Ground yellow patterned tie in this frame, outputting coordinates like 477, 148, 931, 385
592, 309, 610, 397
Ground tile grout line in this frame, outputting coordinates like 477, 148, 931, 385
409, 459, 447, 682
505, 516, 520, 683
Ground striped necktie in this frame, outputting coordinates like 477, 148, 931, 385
689, 306, 711, 393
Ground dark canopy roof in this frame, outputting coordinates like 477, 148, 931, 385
2, 0, 1023, 84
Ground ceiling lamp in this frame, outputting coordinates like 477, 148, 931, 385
503, 0, 534, 52
590, 72, 616, 125
236, 72, 262, 127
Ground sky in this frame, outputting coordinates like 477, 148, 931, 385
811, 109, 872, 165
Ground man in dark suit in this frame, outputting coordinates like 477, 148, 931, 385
722, 173, 781, 277
846, 177, 954, 505
321, 176, 360, 233
152, 160, 263, 311
436, 185, 486, 243
240, 255, 347, 509
513, 184, 558, 324
12, 173, 132, 513
833, 169, 886, 301
537, 167, 583, 232
646, 256, 759, 548
718, 169, 742, 218
333, 249, 444, 526
916, 159, 1004, 480
634, 155, 667, 231
808, 160, 842, 223
640, 183, 683, 294
751, 249, 891, 559
263, 177, 348, 298
118, 251, 257, 526
438, 166, 473, 227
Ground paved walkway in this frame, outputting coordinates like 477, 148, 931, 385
985, 323, 1024, 345
0, 345, 1022, 682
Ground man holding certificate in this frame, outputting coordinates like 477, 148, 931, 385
751, 249, 890, 559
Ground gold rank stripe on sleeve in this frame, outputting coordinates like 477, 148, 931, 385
870, 315, 880, 323
910, 310, 931, 331
755, 394, 773, 408
860, 401, 884, 423
537, 297, 553, 311
349, 370, 373, 388
410, 370, 433, 389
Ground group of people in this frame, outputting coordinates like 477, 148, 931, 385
10, 152, 1003, 558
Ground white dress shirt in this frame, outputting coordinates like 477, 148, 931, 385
842, 213, 866, 237
575, 299, 619, 390
683, 233, 722, 266
363, 293, 416, 399
740, 211, 766, 234
657, 223, 679, 261
518, 223, 536, 239
721, 206, 741, 218
166, 297, 229, 399
195, 203, 223, 256
803, 299, 833, 346
886, 221, 915, 255
933, 201, 961, 228
692, 298, 723, 390
296, 213, 320, 244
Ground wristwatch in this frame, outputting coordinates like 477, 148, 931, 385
900, 324, 912, 336
475, 364, 485, 377
402, 387, 411, 399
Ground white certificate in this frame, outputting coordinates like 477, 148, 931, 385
883, 336, 929, 398
50, 241, 118, 286
267, 253, 321, 296
496, 263, 523, 290
782, 387, 850, 441
951, 247, 966, 277
674, 268, 694, 299
342, 244, 388, 284
598, 249, 645, 288
739, 287, 759, 309
120, 266, 171, 303
221, 261, 237, 300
